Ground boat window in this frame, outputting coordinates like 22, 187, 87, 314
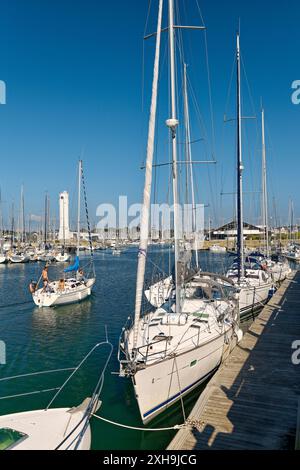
0, 428, 28, 450
185, 287, 209, 300
152, 335, 173, 342
211, 288, 222, 300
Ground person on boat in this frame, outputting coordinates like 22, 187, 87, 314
58, 278, 65, 291
42, 279, 54, 294
42, 266, 49, 282
29, 280, 37, 294
76, 268, 86, 283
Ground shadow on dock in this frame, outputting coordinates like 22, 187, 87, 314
168, 272, 300, 450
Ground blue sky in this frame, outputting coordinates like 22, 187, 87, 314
0, 0, 299, 230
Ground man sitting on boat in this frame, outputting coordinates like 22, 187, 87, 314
29, 280, 37, 294
58, 279, 65, 292
76, 268, 86, 284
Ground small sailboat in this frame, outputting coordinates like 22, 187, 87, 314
0, 340, 112, 450
55, 251, 71, 263
8, 252, 29, 264
118, 0, 242, 424
32, 160, 96, 308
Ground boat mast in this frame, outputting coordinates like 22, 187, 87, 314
132, 0, 163, 350
44, 193, 48, 247
167, 0, 181, 310
11, 202, 15, 246
183, 63, 199, 269
77, 160, 82, 257
261, 107, 269, 256
20, 185, 25, 244
236, 33, 244, 280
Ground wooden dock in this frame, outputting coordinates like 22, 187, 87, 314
168, 271, 300, 450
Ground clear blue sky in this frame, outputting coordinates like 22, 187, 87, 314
0, 0, 299, 230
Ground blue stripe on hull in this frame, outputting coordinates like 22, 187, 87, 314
143, 366, 219, 419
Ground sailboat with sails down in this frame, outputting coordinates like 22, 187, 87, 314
32, 160, 95, 308
225, 34, 275, 320
118, 0, 243, 424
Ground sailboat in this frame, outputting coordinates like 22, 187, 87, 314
0, 340, 112, 450
249, 108, 291, 283
32, 160, 96, 308
8, 189, 30, 264
225, 34, 274, 319
118, 0, 242, 424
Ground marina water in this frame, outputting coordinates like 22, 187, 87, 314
0, 248, 270, 450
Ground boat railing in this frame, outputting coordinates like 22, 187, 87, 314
0, 340, 113, 412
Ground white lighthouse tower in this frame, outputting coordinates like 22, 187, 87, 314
58, 191, 70, 241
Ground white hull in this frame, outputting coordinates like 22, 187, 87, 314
0, 255, 6, 264
55, 253, 71, 263
238, 282, 273, 317
9, 255, 29, 263
33, 278, 95, 307
133, 328, 237, 423
0, 407, 91, 450
209, 245, 227, 254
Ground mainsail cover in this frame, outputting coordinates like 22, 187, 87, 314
64, 256, 80, 273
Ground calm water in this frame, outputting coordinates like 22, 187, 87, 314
0, 249, 257, 450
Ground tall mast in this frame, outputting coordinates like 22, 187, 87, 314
261, 107, 269, 256
236, 33, 244, 280
132, 0, 163, 350
77, 160, 82, 257
167, 0, 181, 311
183, 63, 198, 269
20, 185, 25, 244
11, 202, 15, 246
44, 193, 48, 247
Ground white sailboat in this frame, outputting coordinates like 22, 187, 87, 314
225, 35, 274, 320
32, 160, 96, 308
209, 245, 227, 253
118, 0, 242, 424
0, 341, 112, 450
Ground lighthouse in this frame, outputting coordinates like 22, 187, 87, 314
58, 191, 70, 241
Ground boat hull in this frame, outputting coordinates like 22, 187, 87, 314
0, 408, 91, 450
33, 278, 95, 308
239, 282, 274, 319
133, 328, 238, 424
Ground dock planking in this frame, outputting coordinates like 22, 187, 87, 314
168, 271, 300, 450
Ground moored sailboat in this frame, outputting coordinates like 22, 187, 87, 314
225, 34, 274, 320
118, 0, 242, 424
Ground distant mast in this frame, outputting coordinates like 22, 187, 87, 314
44, 193, 48, 247
77, 160, 82, 257
236, 33, 244, 281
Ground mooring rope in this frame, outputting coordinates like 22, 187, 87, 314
91, 413, 185, 432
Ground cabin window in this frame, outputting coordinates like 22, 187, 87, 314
152, 335, 173, 342
190, 360, 197, 367
0, 428, 28, 450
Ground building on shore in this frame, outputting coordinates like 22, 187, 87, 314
211, 221, 263, 241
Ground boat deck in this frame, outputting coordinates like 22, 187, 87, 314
167, 271, 300, 450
